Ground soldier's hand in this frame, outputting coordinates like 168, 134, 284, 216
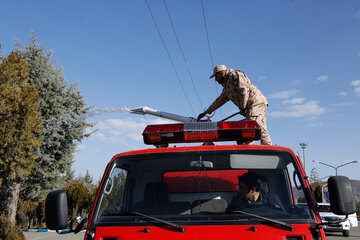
197, 112, 206, 120
240, 109, 247, 117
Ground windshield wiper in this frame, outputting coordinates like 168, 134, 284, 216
229, 210, 294, 232
103, 211, 185, 233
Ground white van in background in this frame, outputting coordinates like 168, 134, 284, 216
348, 212, 358, 228
318, 203, 358, 237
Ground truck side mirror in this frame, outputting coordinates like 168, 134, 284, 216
328, 176, 356, 215
45, 190, 69, 230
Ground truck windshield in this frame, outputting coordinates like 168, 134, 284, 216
94, 149, 313, 226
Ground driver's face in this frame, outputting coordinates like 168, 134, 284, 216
238, 182, 257, 201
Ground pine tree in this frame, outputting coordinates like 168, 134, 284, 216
77, 170, 94, 193
65, 182, 90, 220
17, 36, 93, 201
0, 51, 42, 224
309, 167, 320, 184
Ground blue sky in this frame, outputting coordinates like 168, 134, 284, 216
1, 0, 360, 181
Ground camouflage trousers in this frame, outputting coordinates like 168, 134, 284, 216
246, 103, 272, 145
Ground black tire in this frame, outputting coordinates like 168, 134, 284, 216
343, 230, 350, 237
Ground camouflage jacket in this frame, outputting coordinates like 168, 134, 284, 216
204, 68, 268, 114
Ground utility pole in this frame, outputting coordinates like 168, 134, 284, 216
300, 143, 308, 172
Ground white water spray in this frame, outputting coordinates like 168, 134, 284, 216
88, 107, 130, 117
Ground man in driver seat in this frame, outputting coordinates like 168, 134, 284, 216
227, 172, 285, 212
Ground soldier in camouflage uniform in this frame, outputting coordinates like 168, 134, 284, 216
197, 65, 272, 145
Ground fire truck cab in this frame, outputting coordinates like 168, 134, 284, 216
45, 120, 356, 240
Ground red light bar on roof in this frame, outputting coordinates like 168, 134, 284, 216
142, 120, 261, 145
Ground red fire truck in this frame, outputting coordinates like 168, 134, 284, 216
45, 108, 356, 240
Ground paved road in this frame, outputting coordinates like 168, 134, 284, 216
325, 226, 360, 240
23, 226, 360, 240
23, 231, 84, 240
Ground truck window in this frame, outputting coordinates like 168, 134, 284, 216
98, 167, 128, 217
286, 162, 312, 216
94, 150, 313, 225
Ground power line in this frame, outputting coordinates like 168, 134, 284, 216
200, 0, 219, 97
201, 0, 214, 69
145, 0, 195, 116
201, 0, 222, 117
163, 0, 203, 110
